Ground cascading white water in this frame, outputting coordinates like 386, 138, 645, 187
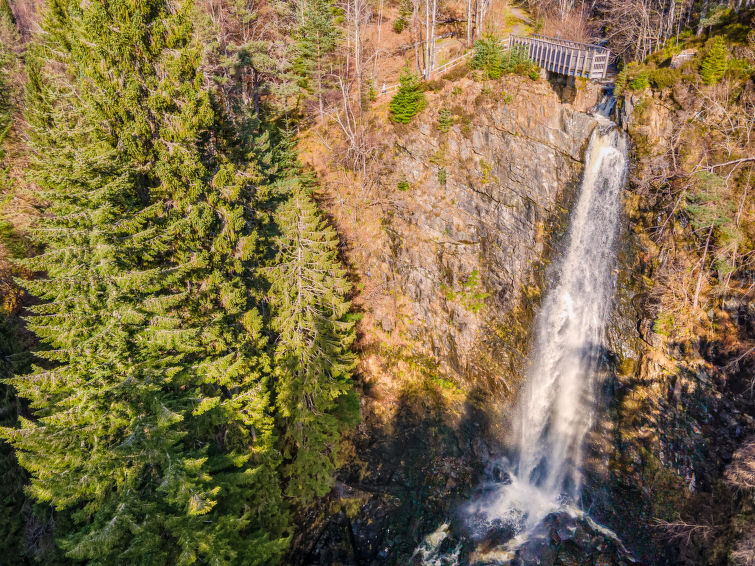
466, 116, 628, 532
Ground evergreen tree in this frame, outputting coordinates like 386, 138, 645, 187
267, 187, 358, 503
389, 69, 427, 124
1, 0, 290, 562
700, 36, 728, 85
293, 0, 341, 118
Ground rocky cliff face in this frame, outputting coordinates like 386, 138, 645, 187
292, 74, 606, 565
378, 76, 601, 389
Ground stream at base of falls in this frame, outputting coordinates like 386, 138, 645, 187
412, 112, 632, 565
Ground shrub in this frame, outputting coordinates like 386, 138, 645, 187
437, 168, 447, 185
392, 0, 411, 33
472, 35, 506, 79
437, 107, 453, 132
653, 312, 675, 336
629, 71, 649, 90
725, 57, 754, 81
389, 69, 427, 123
424, 79, 445, 92
649, 67, 681, 90
442, 64, 470, 82
700, 36, 728, 85
614, 67, 628, 96
528, 67, 540, 80
471, 37, 537, 80
397, 179, 410, 191
364, 79, 377, 103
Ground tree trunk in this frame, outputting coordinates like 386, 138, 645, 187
430, 0, 437, 73
466, 0, 473, 46
425, 0, 431, 78
374, 0, 384, 77
696, 0, 708, 36
354, 0, 362, 113
693, 224, 714, 311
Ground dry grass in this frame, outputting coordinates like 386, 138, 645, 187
726, 437, 755, 491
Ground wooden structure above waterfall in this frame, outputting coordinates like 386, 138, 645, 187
508, 35, 611, 81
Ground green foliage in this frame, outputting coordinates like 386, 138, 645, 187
293, 0, 341, 103
649, 67, 681, 89
472, 35, 506, 79
397, 179, 410, 191
685, 172, 733, 230
267, 189, 357, 503
725, 57, 754, 81
614, 67, 629, 96
442, 64, 470, 82
393, 0, 411, 33
442, 270, 490, 313
629, 70, 650, 90
471, 36, 537, 80
389, 69, 426, 123
437, 107, 453, 133
437, 168, 447, 186
700, 36, 728, 85
646, 38, 683, 66
653, 312, 675, 335
393, 15, 408, 33
0, 220, 29, 259
684, 171, 745, 280
0, 0, 296, 562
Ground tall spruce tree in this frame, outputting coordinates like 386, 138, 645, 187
0, 0, 290, 562
267, 187, 358, 503
293, 0, 341, 118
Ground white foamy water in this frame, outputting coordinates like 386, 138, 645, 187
467, 117, 628, 531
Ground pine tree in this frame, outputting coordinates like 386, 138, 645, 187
700, 36, 728, 85
0, 0, 290, 562
267, 187, 358, 503
389, 69, 427, 124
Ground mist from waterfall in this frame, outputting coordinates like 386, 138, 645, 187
465, 117, 628, 533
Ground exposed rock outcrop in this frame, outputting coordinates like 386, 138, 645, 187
380, 76, 600, 388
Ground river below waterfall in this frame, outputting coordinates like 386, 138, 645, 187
413, 114, 631, 565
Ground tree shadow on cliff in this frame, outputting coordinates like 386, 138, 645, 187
289, 372, 506, 565
584, 298, 755, 566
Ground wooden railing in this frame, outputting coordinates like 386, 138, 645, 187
508, 34, 611, 80
378, 51, 473, 97
377, 34, 611, 97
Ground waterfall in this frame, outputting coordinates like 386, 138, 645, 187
466, 116, 628, 532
